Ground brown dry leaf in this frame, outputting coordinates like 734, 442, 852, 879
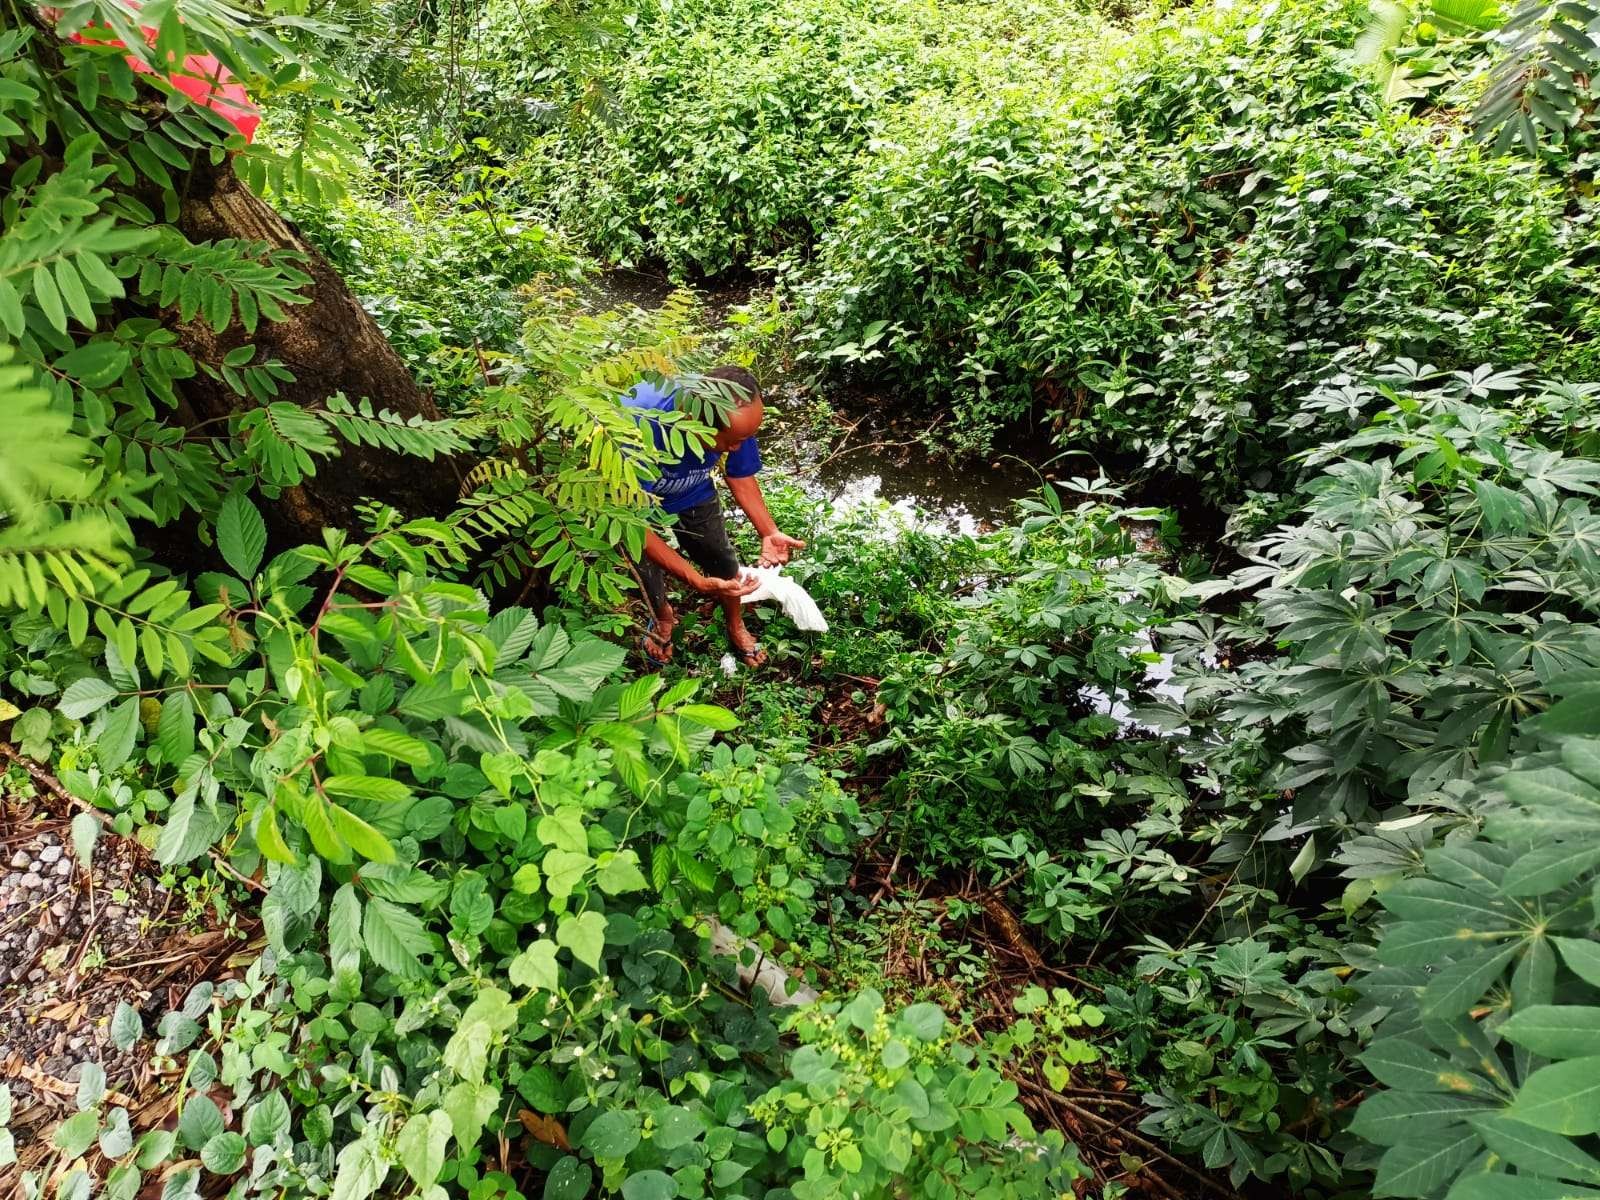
0, 1053, 137, 1108
517, 1109, 571, 1150
39, 999, 86, 1023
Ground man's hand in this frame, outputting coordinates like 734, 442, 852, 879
759, 532, 806, 567
696, 573, 760, 599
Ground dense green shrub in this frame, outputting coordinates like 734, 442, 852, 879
1161, 362, 1600, 861
1350, 721, 1600, 1199
289, 191, 586, 402
790, 0, 1600, 483
520, 0, 1110, 275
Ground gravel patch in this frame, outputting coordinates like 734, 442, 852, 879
0, 818, 177, 1116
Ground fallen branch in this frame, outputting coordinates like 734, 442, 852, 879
1008, 1073, 1245, 1200
979, 893, 1046, 971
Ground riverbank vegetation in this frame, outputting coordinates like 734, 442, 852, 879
3, 1, 1600, 1199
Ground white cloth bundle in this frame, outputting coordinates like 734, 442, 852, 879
737, 566, 828, 632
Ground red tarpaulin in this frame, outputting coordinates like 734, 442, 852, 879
45, 6, 261, 142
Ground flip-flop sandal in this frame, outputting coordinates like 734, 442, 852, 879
638, 618, 672, 667
732, 644, 766, 668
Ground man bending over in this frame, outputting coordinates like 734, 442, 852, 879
627, 366, 804, 667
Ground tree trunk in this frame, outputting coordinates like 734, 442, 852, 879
175, 157, 465, 542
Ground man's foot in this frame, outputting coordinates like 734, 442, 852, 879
639, 607, 678, 666
728, 622, 766, 668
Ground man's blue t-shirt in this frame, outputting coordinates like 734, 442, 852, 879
622, 380, 761, 514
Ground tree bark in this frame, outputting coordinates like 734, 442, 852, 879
174, 156, 465, 542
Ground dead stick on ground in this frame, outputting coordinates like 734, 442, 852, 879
869, 845, 904, 905
1009, 1073, 1244, 1200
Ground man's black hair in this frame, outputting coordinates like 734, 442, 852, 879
704, 365, 761, 427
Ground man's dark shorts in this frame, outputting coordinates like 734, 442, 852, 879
639, 499, 739, 613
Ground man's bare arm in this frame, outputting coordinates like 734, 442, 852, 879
642, 530, 757, 598
727, 475, 806, 567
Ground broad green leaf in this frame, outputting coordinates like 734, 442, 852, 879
1423, 942, 1523, 1019
59, 677, 117, 719
897, 1002, 946, 1042
1505, 842, 1600, 898
328, 804, 396, 864
443, 988, 515, 1084
543, 849, 592, 900
557, 911, 607, 970
244, 1091, 290, 1146
155, 790, 224, 866
396, 1110, 452, 1187
97, 697, 140, 771
1502, 1006, 1600, 1058
110, 1002, 142, 1051
76, 1062, 106, 1109
1554, 937, 1600, 988
1448, 1178, 1600, 1200
176, 1093, 224, 1150
596, 850, 648, 895
360, 728, 431, 769
1383, 878, 1508, 926
543, 1157, 593, 1200
216, 491, 267, 579
70, 812, 98, 874
651, 1106, 702, 1152
1468, 1112, 1600, 1184
622, 1170, 677, 1200
135, 1129, 175, 1168
1508, 1057, 1600, 1135
329, 884, 362, 968
322, 775, 411, 804
200, 1131, 247, 1174
1361, 1039, 1472, 1093
1350, 1090, 1489, 1146
509, 940, 560, 992
329, 1128, 388, 1200
33, 260, 66, 331
581, 1109, 641, 1160
54, 1109, 100, 1158
362, 896, 432, 978
442, 1081, 498, 1150
1373, 1128, 1478, 1198
157, 690, 195, 766
256, 803, 296, 865
538, 638, 625, 701
677, 703, 738, 731
537, 808, 588, 855
98, 1107, 133, 1158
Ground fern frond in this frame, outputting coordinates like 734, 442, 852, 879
1475, 0, 1600, 152
0, 346, 98, 521
0, 517, 126, 607
320, 393, 468, 460
459, 458, 529, 498
131, 232, 312, 335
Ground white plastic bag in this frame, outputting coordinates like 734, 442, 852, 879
737, 566, 828, 632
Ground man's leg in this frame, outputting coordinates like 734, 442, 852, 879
636, 556, 677, 662
677, 500, 766, 666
